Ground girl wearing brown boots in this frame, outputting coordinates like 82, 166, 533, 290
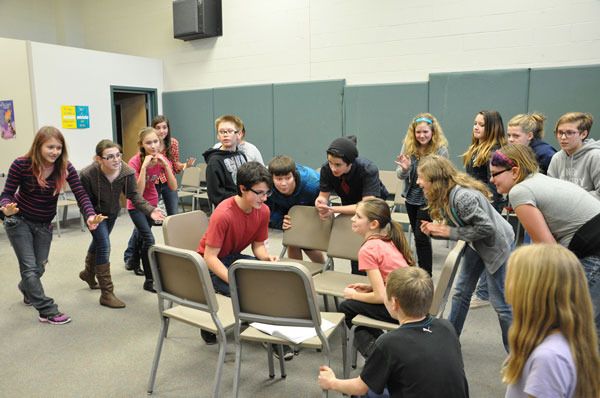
79, 139, 164, 308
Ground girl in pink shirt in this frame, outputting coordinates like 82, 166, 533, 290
340, 198, 415, 358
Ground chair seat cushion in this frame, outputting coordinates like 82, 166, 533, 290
163, 294, 235, 333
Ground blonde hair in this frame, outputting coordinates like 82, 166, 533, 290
555, 112, 593, 139
491, 144, 539, 185
503, 244, 600, 398
417, 155, 490, 222
357, 198, 415, 266
508, 112, 546, 139
462, 110, 507, 167
214, 114, 244, 133
402, 113, 448, 158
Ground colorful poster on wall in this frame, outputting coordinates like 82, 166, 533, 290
1, 100, 16, 139
61, 105, 90, 129
76, 106, 90, 128
61, 105, 77, 129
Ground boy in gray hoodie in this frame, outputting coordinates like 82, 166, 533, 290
548, 112, 600, 200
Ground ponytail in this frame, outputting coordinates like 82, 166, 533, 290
387, 220, 415, 266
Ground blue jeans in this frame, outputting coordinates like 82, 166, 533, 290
474, 273, 489, 301
4, 215, 58, 316
448, 245, 512, 351
128, 209, 156, 282
88, 216, 117, 264
156, 181, 179, 216
209, 253, 256, 296
580, 255, 600, 336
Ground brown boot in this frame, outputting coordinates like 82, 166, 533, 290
95, 263, 126, 308
79, 252, 99, 289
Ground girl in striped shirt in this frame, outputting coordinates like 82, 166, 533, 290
0, 126, 102, 325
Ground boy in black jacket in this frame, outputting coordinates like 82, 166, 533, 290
202, 115, 247, 208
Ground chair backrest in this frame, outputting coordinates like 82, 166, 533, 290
197, 163, 207, 186
326, 214, 363, 261
180, 166, 203, 188
378, 170, 399, 199
162, 210, 209, 251
393, 179, 406, 208
148, 244, 219, 313
430, 240, 466, 317
281, 206, 332, 251
228, 260, 321, 328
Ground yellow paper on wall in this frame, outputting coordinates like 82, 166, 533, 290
61, 105, 76, 129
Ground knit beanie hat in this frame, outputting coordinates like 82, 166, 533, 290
327, 137, 358, 164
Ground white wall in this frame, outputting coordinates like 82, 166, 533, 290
74, 0, 600, 90
29, 42, 163, 169
2, 1, 600, 91
0, 38, 36, 173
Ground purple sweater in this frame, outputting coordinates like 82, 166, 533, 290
0, 157, 95, 223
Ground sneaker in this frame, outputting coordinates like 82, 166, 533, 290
263, 343, 294, 361
470, 296, 490, 309
201, 330, 217, 345
39, 313, 71, 325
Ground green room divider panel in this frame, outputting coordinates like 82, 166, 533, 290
273, 80, 345, 168
213, 84, 274, 162
163, 89, 214, 164
528, 64, 600, 147
344, 83, 429, 171
429, 69, 530, 167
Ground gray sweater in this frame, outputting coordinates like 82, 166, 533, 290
447, 186, 514, 274
79, 161, 155, 218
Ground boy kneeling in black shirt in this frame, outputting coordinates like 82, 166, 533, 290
318, 267, 469, 398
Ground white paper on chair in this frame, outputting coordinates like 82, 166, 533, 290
250, 319, 336, 344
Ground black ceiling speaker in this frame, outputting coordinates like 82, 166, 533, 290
173, 0, 222, 41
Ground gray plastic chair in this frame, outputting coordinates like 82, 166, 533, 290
146, 244, 235, 398
228, 259, 347, 398
278, 205, 332, 275
162, 210, 208, 251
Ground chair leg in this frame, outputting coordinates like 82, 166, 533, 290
212, 328, 227, 398
277, 345, 286, 378
79, 214, 85, 231
323, 295, 330, 312
267, 344, 275, 378
233, 335, 243, 398
341, 325, 348, 378
333, 297, 340, 312
349, 325, 358, 369
147, 317, 168, 394
55, 217, 62, 237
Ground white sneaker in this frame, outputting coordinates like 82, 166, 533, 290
470, 296, 490, 309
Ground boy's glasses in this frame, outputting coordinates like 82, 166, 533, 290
555, 130, 580, 138
101, 153, 123, 161
218, 129, 238, 136
249, 188, 273, 198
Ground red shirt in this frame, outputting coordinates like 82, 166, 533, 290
197, 196, 270, 258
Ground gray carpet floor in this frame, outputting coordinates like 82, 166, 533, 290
0, 211, 506, 397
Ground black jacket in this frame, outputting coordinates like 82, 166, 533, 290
202, 148, 247, 207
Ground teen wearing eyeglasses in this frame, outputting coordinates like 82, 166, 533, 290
547, 112, 600, 200
490, 143, 600, 336
202, 114, 248, 208
79, 139, 164, 308
197, 162, 280, 346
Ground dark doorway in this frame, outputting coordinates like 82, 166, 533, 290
111, 86, 158, 162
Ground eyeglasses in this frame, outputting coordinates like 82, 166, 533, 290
249, 188, 272, 198
218, 129, 238, 136
490, 169, 511, 179
556, 130, 580, 138
101, 153, 123, 161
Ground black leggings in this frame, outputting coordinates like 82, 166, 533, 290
406, 203, 433, 276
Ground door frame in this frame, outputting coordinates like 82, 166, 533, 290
110, 85, 159, 143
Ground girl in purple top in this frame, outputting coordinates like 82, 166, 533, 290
503, 244, 600, 398
0, 126, 101, 325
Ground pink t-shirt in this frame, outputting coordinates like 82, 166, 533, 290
127, 153, 164, 209
358, 238, 409, 283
